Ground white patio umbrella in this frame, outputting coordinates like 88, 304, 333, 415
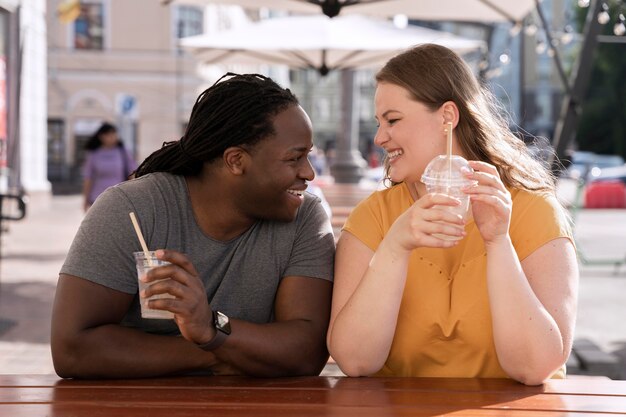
179, 14, 486, 76
166, 0, 534, 23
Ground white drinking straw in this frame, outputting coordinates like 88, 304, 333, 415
446, 122, 453, 187
129, 212, 153, 266
446, 121, 453, 158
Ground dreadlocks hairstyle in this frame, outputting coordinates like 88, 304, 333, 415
376, 44, 555, 193
135, 73, 299, 178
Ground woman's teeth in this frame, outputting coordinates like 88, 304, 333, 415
287, 190, 303, 197
388, 149, 403, 160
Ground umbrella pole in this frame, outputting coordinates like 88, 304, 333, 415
330, 69, 367, 184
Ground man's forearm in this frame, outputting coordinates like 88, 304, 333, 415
54, 320, 327, 379
211, 318, 329, 377
53, 324, 217, 379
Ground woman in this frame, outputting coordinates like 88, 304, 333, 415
82, 122, 137, 211
327, 44, 579, 385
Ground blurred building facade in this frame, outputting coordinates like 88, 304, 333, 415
45, 0, 581, 192
46, 0, 208, 194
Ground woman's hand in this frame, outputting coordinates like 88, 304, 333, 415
140, 249, 215, 345
386, 192, 466, 253
464, 161, 512, 244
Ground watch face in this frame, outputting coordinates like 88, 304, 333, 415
215, 311, 232, 335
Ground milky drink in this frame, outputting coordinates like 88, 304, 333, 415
133, 251, 175, 319
421, 154, 477, 241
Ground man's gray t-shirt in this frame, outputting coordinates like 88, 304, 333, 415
61, 172, 335, 335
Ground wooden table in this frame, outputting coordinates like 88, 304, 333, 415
1, 374, 625, 416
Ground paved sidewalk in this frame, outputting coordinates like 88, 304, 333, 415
0, 194, 82, 374
0, 190, 625, 377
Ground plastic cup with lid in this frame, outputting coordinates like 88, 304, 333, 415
420, 155, 477, 240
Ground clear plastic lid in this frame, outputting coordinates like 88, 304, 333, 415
421, 155, 475, 187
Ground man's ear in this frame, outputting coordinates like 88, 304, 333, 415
441, 101, 460, 128
223, 146, 248, 175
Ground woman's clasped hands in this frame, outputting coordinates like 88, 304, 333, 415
387, 160, 513, 252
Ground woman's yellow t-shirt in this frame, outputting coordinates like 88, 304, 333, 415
343, 183, 573, 378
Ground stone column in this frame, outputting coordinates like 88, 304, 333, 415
330, 69, 367, 184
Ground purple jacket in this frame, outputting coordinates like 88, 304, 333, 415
83, 147, 138, 204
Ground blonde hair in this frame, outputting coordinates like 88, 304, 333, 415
376, 44, 555, 193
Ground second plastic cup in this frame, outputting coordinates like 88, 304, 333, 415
133, 251, 175, 319
421, 155, 477, 241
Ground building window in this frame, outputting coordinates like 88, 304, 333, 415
47, 119, 66, 182
74, 2, 104, 50
176, 6, 203, 38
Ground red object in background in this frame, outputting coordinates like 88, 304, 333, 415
584, 181, 626, 208
368, 150, 380, 168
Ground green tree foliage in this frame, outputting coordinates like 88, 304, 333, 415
575, 1, 626, 158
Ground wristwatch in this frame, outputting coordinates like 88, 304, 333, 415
197, 310, 231, 351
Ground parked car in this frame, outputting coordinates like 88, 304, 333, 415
587, 164, 626, 184
563, 151, 624, 180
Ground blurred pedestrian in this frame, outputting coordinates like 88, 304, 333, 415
82, 122, 137, 211
366, 141, 381, 168
309, 146, 327, 176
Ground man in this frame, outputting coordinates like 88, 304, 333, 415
51, 74, 335, 378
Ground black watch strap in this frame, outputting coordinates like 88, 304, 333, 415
197, 311, 230, 351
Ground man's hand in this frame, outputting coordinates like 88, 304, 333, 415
141, 249, 215, 345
